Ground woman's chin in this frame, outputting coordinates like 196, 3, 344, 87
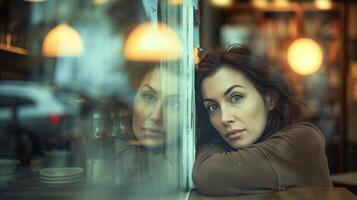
127, 138, 164, 147
227, 140, 250, 149
143, 139, 165, 147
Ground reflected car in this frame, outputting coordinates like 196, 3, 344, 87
0, 81, 78, 163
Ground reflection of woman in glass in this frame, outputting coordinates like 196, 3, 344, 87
114, 64, 179, 193
193, 45, 332, 195
122, 65, 180, 149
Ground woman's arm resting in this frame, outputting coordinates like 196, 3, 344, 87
192, 144, 278, 195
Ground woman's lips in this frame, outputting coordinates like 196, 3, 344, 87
225, 129, 245, 140
143, 127, 164, 137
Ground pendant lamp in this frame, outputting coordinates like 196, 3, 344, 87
123, 22, 182, 62
42, 23, 84, 57
287, 38, 323, 75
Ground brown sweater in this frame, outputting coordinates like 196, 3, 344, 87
192, 122, 332, 195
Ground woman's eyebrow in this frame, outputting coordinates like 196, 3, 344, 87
140, 84, 155, 92
223, 85, 243, 97
203, 98, 215, 103
202, 85, 244, 102
166, 94, 179, 99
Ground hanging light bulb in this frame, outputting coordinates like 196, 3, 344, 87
123, 22, 182, 62
287, 38, 323, 75
42, 23, 84, 57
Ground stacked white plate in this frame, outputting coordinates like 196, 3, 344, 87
0, 159, 18, 184
39, 167, 83, 185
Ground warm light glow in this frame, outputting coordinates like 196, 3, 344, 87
315, 0, 332, 10
42, 23, 84, 57
287, 38, 323, 75
210, 0, 233, 7
274, 0, 289, 7
123, 22, 182, 62
169, 0, 182, 5
253, 0, 268, 8
92, 0, 107, 5
194, 47, 200, 65
0, 44, 28, 55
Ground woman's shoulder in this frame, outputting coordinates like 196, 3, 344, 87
275, 122, 322, 136
267, 122, 325, 146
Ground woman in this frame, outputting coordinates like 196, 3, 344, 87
193, 44, 332, 195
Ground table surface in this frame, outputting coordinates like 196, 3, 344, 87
189, 187, 357, 200
332, 171, 357, 186
1, 169, 356, 200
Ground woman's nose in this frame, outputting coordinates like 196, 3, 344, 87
220, 105, 235, 125
149, 102, 163, 122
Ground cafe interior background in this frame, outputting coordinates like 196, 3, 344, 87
0, 0, 356, 198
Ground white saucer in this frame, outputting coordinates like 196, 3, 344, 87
40, 177, 83, 185
40, 173, 82, 181
39, 167, 83, 178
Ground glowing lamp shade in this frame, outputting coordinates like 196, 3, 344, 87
287, 38, 323, 75
42, 23, 84, 57
123, 22, 182, 62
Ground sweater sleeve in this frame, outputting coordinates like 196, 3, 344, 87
192, 123, 332, 195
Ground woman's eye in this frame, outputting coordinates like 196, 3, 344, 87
166, 99, 180, 109
230, 93, 243, 103
141, 92, 156, 103
206, 104, 219, 113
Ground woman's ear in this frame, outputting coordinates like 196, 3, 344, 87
265, 92, 276, 111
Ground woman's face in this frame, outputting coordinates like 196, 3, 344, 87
201, 66, 273, 149
132, 67, 179, 148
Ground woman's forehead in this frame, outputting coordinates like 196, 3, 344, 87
201, 67, 253, 94
139, 67, 180, 95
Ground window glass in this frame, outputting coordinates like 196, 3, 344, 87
0, 0, 195, 199
0, 95, 34, 108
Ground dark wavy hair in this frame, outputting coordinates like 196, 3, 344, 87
195, 44, 302, 147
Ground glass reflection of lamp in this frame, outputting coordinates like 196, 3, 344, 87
169, 0, 182, 5
210, 0, 233, 8
92, 0, 107, 5
123, 22, 182, 62
287, 38, 323, 75
42, 23, 84, 57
